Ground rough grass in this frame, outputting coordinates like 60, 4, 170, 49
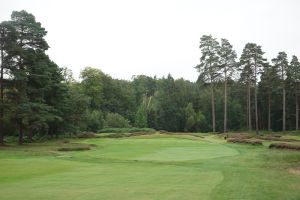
269, 142, 300, 150
57, 146, 90, 151
0, 133, 300, 200
99, 131, 155, 138
227, 138, 262, 145
98, 127, 156, 133
77, 132, 98, 138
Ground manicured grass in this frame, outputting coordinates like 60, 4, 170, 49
0, 133, 300, 199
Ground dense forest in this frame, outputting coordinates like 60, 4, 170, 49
1, 10, 300, 145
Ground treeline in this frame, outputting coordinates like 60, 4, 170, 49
196, 35, 300, 135
1, 11, 299, 145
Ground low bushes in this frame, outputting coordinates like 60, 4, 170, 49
257, 135, 299, 142
57, 146, 91, 151
227, 138, 262, 145
269, 143, 300, 151
98, 127, 155, 133
159, 131, 205, 138
100, 131, 154, 138
77, 132, 97, 138
225, 133, 253, 140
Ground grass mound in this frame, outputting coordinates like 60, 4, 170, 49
256, 135, 300, 142
269, 143, 300, 151
227, 138, 262, 145
225, 133, 253, 140
160, 132, 205, 138
100, 131, 154, 138
77, 132, 97, 138
98, 127, 156, 133
57, 146, 91, 151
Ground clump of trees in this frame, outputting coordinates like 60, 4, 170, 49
196, 34, 300, 134
1, 11, 299, 145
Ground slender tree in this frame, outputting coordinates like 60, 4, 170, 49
196, 35, 220, 132
219, 38, 237, 133
239, 43, 266, 134
272, 52, 288, 132
0, 21, 16, 145
289, 55, 300, 130
259, 63, 280, 131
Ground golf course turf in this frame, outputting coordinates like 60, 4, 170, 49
0, 133, 300, 200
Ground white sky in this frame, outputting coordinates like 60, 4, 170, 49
0, 0, 299, 81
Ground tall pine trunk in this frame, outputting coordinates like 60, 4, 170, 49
283, 87, 286, 131
211, 78, 216, 132
254, 64, 258, 135
268, 94, 271, 131
246, 90, 249, 129
247, 82, 252, 131
296, 82, 298, 130
27, 127, 33, 143
0, 39, 4, 146
224, 69, 227, 133
18, 124, 23, 145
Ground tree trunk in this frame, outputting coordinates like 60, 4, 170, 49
254, 65, 259, 135
248, 82, 252, 131
27, 127, 33, 143
224, 69, 227, 134
268, 94, 271, 131
18, 124, 23, 145
211, 79, 216, 132
296, 84, 298, 130
0, 35, 4, 146
246, 90, 248, 129
283, 87, 286, 131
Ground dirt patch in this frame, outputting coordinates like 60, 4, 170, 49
290, 184, 300, 190
269, 143, 300, 151
225, 133, 253, 140
227, 138, 262, 145
288, 168, 300, 176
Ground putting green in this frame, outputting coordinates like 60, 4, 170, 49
77, 137, 239, 162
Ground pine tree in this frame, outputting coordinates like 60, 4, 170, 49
272, 52, 288, 132
8, 10, 49, 144
0, 21, 16, 145
289, 55, 300, 130
218, 38, 237, 133
259, 63, 280, 131
239, 43, 266, 134
196, 35, 220, 132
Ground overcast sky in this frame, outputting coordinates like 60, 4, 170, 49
1, 0, 299, 81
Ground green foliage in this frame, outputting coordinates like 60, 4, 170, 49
86, 110, 104, 132
104, 112, 131, 128
184, 103, 205, 132
80, 67, 105, 110
195, 35, 220, 82
135, 104, 147, 128
2, 10, 300, 145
